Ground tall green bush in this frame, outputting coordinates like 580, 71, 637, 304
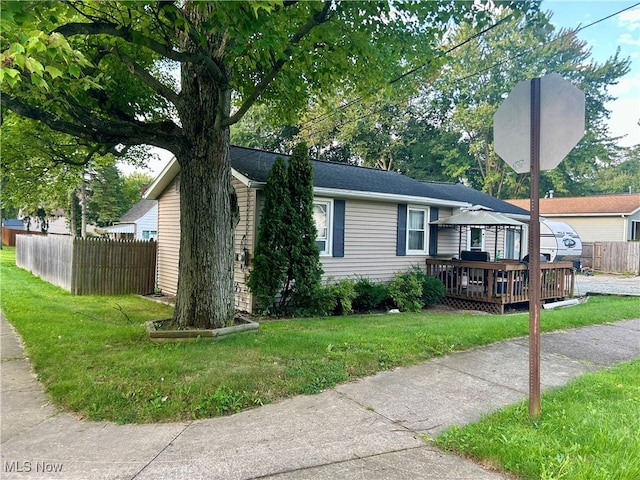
287, 142, 323, 311
353, 276, 391, 312
410, 266, 445, 307
247, 157, 292, 314
388, 270, 424, 312
248, 143, 323, 316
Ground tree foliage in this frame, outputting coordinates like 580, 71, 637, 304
247, 156, 292, 315
1, 0, 528, 327
286, 142, 323, 311
86, 165, 127, 227
248, 144, 323, 315
424, 8, 632, 198
290, 7, 633, 199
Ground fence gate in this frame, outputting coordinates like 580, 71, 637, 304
581, 241, 640, 274
593, 243, 602, 271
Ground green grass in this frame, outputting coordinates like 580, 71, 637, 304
1, 246, 639, 424
435, 359, 640, 479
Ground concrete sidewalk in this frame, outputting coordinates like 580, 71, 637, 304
2, 315, 639, 480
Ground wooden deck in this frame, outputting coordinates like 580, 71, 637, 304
425, 259, 575, 314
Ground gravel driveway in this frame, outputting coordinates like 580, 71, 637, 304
573, 273, 640, 296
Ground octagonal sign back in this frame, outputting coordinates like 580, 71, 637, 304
494, 73, 585, 173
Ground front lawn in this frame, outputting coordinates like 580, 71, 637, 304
1, 246, 639, 423
435, 359, 640, 479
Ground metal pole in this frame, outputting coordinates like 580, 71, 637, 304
529, 78, 542, 418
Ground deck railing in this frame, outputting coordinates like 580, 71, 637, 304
425, 258, 575, 312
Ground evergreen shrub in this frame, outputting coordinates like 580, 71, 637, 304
388, 270, 424, 312
409, 265, 446, 307
353, 276, 390, 312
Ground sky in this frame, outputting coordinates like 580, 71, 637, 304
120, 1, 640, 179
543, 0, 640, 148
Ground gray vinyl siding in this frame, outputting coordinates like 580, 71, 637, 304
156, 176, 181, 295
321, 199, 430, 282
628, 210, 640, 241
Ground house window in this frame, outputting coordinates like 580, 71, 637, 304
468, 227, 485, 251
313, 200, 332, 255
505, 228, 521, 259
142, 230, 157, 241
407, 207, 428, 253
632, 221, 640, 241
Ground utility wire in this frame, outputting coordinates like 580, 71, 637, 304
298, 11, 517, 132
298, 2, 639, 139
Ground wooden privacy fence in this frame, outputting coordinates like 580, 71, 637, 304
2, 228, 46, 247
581, 242, 640, 275
16, 235, 157, 295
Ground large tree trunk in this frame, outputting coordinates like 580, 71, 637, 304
174, 133, 236, 329
173, 5, 236, 329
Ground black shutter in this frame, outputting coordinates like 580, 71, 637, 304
332, 200, 345, 257
429, 207, 439, 256
397, 204, 407, 256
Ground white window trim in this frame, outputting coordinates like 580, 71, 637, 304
406, 206, 429, 255
467, 227, 486, 251
142, 230, 158, 241
313, 198, 333, 256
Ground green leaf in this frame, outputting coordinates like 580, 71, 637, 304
10, 42, 25, 54
45, 65, 63, 79
31, 72, 49, 91
12, 53, 25, 69
68, 63, 81, 78
2, 67, 20, 79
24, 56, 44, 74
2, 72, 19, 88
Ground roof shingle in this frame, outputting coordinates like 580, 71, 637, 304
507, 194, 640, 215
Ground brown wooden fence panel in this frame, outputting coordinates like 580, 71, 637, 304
2, 227, 20, 247
16, 236, 157, 295
2, 228, 46, 247
581, 242, 640, 275
72, 238, 157, 295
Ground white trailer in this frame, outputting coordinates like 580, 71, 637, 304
540, 219, 582, 262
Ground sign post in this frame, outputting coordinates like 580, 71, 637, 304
528, 77, 542, 417
494, 73, 585, 418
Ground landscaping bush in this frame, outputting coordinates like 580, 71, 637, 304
305, 278, 357, 316
353, 276, 391, 312
410, 265, 445, 307
327, 278, 357, 316
387, 267, 445, 312
388, 270, 424, 312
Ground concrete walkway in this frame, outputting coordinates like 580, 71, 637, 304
1, 314, 639, 480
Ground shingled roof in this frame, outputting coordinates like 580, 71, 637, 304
120, 199, 157, 222
146, 145, 528, 216
507, 194, 640, 216
230, 147, 529, 215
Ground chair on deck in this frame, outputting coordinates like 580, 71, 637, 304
460, 251, 489, 292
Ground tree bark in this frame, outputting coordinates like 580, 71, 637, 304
174, 134, 236, 329
173, 5, 236, 329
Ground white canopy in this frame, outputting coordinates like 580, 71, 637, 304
433, 209, 525, 227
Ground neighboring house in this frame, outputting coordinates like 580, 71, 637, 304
104, 199, 158, 240
45, 209, 71, 235
144, 146, 529, 313
507, 193, 640, 242
1, 219, 25, 230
